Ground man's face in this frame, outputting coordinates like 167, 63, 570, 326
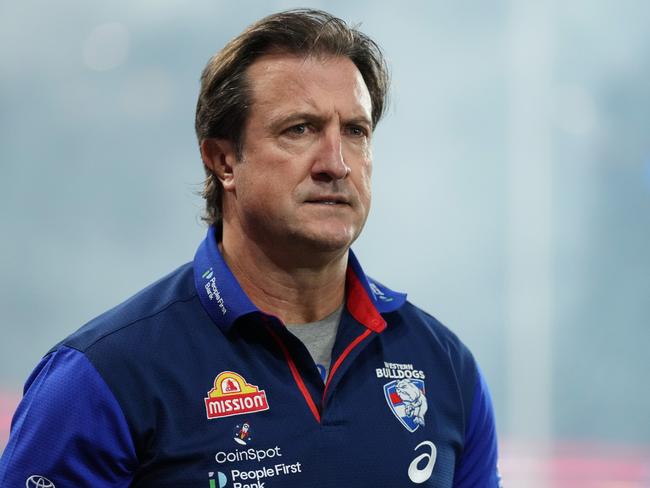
227, 53, 373, 255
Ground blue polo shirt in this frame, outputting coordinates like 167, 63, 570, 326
0, 226, 500, 487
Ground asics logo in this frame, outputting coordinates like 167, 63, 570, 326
408, 441, 437, 483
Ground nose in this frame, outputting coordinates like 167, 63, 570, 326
311, 128, 351, 181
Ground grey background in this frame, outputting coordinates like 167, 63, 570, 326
2, 0, 649, 460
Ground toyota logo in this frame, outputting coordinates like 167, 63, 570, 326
26, 475, 55, 488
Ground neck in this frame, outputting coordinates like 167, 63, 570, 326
220, 222, 348, 325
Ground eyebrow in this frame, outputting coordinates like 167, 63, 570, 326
345, 116, 373, 130
267, 112, 373, 133
267, 112, 325, 132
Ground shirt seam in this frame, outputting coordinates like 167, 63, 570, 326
66, 292, 199, 353
0, 352, 56, 485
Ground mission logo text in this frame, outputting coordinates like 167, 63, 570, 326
205, 371, 270, 419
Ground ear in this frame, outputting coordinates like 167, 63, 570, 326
200, 138, 238, 192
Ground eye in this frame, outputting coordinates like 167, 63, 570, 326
345, 125, 369, 138
286, 123, 309, 136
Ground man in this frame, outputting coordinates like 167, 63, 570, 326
0, 9, 500, 487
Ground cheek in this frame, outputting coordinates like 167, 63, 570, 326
357, 158, 373, 200
236, 153, 285, 193
358, 143, 372, 177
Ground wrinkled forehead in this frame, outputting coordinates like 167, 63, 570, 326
244, 53, 372, 122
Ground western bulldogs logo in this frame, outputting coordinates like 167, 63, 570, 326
383, 378, 428, 432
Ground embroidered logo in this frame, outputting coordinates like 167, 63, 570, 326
26, 475, 56, 488
232, 421, 253, 445
202, 268, 227, 315
208, 471, 228, 488
408, 441, 437, 483
369, 282, 394, 302
383, 378, 428, 432
376, 361, 426, 380
205, 371, 269, 419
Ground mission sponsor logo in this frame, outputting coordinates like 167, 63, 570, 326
376, 361, 426, 380
205, 372, 269, 419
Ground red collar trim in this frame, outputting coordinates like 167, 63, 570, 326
346, 267, 387, 333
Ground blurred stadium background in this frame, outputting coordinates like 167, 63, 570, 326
1, 1, 649, 485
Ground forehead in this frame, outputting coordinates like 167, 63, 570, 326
244, 53, 372, 122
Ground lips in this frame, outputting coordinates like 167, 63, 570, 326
304, 194, 350, 205
305, 197, 350, 205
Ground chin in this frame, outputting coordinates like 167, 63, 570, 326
289, 225, 359, 253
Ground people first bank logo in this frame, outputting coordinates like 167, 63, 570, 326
202, 268, 228, 316
205, 371, 270, 419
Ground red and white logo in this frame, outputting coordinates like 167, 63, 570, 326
205, 371, 269, 419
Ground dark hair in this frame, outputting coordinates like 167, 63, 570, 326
195, 8, 390, 225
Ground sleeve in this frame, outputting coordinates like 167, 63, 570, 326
0, 345, 137, 487
453, 366, 502, 487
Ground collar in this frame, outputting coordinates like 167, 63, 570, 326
193, 225, 407, 334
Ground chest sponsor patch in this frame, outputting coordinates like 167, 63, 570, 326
205, 371, 270, 419
384, 378, 428, 432
233, 421, 253, 445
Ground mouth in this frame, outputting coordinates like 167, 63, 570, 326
304, 195, 350, 206
306, 201, 346, 205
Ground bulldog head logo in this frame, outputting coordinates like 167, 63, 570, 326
383, 378, 428, 432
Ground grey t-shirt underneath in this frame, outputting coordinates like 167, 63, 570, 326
285, 305, 343, 383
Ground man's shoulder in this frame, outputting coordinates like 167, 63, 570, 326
53, 262, 199, 354
365, 275, 467, 350
385, 297, 482, 418
378, 288, 476, 369
400, 301, 466, 347
347, 264, 467, 354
